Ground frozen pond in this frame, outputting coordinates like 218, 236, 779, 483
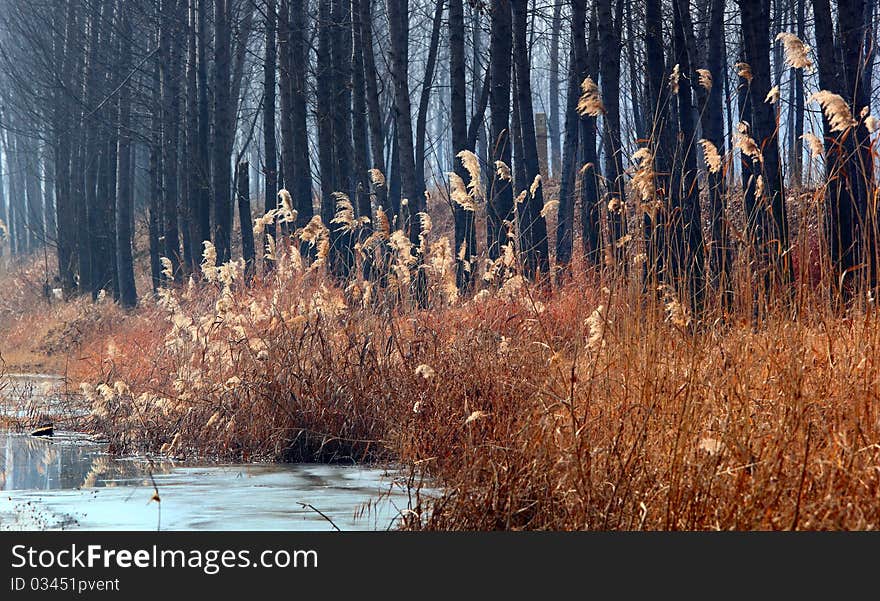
0, 375, 413, 531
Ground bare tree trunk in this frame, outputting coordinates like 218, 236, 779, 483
472, 4, 489, 197
863, 0, 876, 109
387, 0, 423, 243
0, 130, 6, 259
737, 42, 759, 258
280, 0, 314, 234
388, 120, 402, 221
6, 134, 23, 256
212, 0, 233, 264
450, 0, 477, 290
161, 0, 184, 279
739, 0, 790, 286
237, 161, 255, 278
555, 0, 584, 272
580, 7, 601, 264
723, 21, 735, 191
96, 15, 120, 298
672, 0, 706, 306
511, 63, 526, 200
644, 0, 671, 284
75, 2, 96, 292
358, 0, 388, 217
547, 0, 562, 179
813, 0, 858, 302
23, 135, 44, 252
263, 0, 278, 263
772, 0, 784, 86
331, 0, 354, 203
51, 0, 76, 293
351, 0, 372, 225
316, 0, 336, 236
839, 0, 875, 287
511, 0, 549, 278
278, 0, 294, 211
115, 0, 137, 308
414, 0, 445, 192
231, 6, 255, 114
597, 0, 625, 268
789, 0, 805, 187
625, 0, 645, 140
705, 0, 730, 300
195, 0, 212, 250
50, 0, 76, 297
330, 0, 355, 276
149, 56, 164, 293
487, 0, 513, 260
98, 130, 119, 298
185, 0, 202, 268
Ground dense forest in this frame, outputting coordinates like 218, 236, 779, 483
0, 0, 876, 311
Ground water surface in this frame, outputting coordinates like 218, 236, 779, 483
0, 375, 412, 531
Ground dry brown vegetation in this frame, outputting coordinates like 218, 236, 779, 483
2, 189, 879, 530
0, 258, 95, 372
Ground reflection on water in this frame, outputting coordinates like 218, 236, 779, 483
0, 432, 409, 531
0, 373, 85, 426
1, 433, 163, 491
0, 375, 414, 531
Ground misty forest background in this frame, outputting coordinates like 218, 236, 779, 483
0, 0, 877, 312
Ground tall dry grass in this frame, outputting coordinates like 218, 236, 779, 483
49, 185, 878, 529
